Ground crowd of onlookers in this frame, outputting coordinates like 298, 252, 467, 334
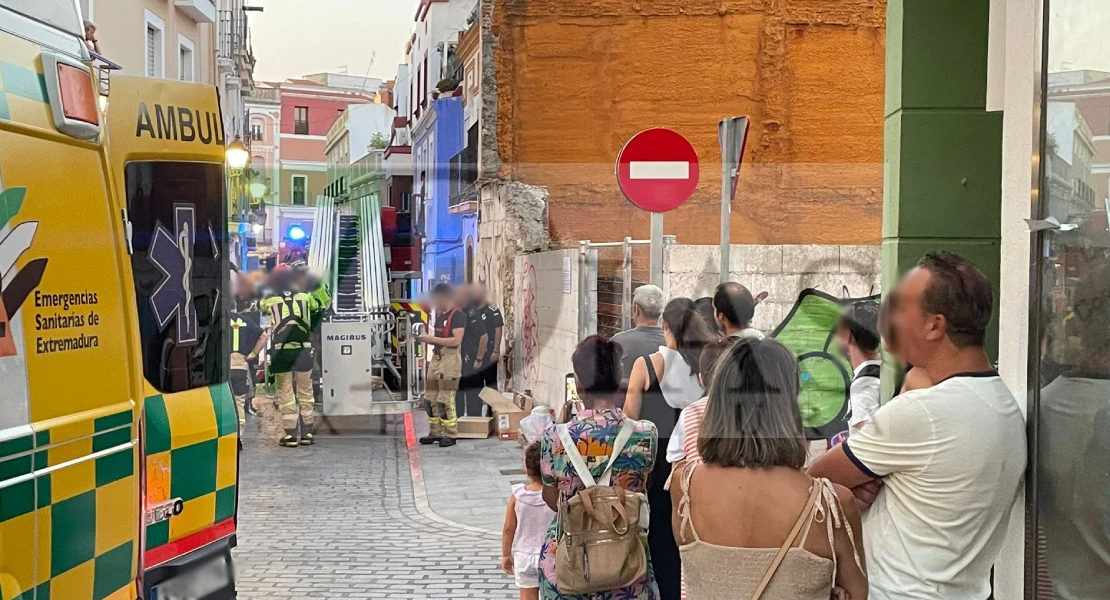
500, 252, 1027, 600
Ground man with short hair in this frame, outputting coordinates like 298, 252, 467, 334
713, 282, 765, 340
611, 284, 666, 384
260, 268, 317, 448
834, 301, 882, 430
418, 284, 465, 447
83, 20, 100, 54
809, 252, 1026, 599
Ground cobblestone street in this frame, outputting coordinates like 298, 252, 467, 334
232, 409, 518, 599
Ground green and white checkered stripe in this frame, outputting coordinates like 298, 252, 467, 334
142, 383, 239, 565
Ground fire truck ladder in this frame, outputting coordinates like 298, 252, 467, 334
313, 194, 413, 404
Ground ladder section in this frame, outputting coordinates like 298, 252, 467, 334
308, 195, 336, 280
334, 214, 363, 314
358, 194, 391, 313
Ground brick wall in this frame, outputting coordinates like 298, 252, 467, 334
491, 0, 886, 248
664, 244, 881, 332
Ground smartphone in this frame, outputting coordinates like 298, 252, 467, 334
560, 373, 580, 423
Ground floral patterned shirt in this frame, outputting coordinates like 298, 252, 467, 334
537, 408, 660, 600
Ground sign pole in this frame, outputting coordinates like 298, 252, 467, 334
718, 117, 750, 284
650, 212, 663, 287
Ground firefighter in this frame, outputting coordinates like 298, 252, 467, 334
417, 283, 465, 447
260, 266, 316, 447
230, 308, 267, 426
296, 265, 331, 406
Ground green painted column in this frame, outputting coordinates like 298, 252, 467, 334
882, 0, 1003, 398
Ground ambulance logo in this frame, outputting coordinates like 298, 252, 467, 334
0, 187, 47, 358
148, 203, 197, 345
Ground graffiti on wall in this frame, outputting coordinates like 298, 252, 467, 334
771, 288, 880, 440
516, 261, 539, 391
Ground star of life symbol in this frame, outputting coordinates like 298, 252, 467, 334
148, 204, 197, 344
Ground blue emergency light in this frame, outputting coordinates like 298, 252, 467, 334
287, 225, 307, 241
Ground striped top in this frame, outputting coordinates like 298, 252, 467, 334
666, 397, 708, 465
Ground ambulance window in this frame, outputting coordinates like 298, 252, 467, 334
125, 161, 228, 393
2, 0, 83, 36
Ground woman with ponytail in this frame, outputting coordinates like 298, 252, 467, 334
624, 297, 714, 600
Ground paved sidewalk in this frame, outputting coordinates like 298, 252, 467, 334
233, 404, 515, 599
411, 411, 529, 533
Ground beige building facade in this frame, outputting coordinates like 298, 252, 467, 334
80, 0, 217, 84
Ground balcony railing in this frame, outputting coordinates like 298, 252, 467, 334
218, 9, 250, 62
294, 120, 309, 135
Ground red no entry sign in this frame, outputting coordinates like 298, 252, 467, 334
616, 128, 700, 213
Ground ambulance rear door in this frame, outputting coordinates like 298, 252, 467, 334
103, 76, 239, 589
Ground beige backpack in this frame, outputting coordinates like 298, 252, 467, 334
554, 419, 648, 595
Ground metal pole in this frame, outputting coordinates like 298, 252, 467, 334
578, 241, 589, 340
719, 127, 733, 283
622, 237, 633, 331
719, 117, 750, 284
650, 212, 664, 287
662, 235, 677, 299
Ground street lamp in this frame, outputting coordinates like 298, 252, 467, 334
226, 136, 249, 176
249, 181, 267, 202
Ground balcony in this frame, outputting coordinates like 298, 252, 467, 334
176, 0, 217, 24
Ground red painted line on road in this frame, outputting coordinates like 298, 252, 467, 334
404, 411, 415, 447
145, 518, 236, 568
404, 412, 428, 503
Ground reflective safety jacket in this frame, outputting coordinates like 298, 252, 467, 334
260, 292, 313, 345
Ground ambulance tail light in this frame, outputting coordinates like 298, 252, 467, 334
41, 51, 101, 140
57, 62, 98, 125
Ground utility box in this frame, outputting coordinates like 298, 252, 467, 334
321, 321, 375, 416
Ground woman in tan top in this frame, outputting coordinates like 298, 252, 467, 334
671, 338, 867, 600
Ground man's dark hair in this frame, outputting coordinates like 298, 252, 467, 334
917, 252, 993, 348
837, 301, 881, 353
694, 297, 720, 335
431, 282, 453, 297
713, 282, 756, 328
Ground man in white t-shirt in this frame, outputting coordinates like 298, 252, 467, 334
809, 252, 1026, 600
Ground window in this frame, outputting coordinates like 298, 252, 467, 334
125, 161, 226, 392
292, 175, 307, 205
178, 35, 195, 82
144, 10, 165, 78
294, 106, 309, 135
401, 192, 410, 212
422, 54, 429, 108
250, 120, 264, 142
1029, 3, 1110, 596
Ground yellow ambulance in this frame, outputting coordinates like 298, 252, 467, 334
0, 2, 239, 599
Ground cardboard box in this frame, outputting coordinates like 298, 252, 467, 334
456, 416, 494, 439
480, 388, 533, 441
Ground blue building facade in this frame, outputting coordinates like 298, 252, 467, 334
413, 97, 478, 290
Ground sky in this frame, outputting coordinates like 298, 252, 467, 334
249, 0, 421, 83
